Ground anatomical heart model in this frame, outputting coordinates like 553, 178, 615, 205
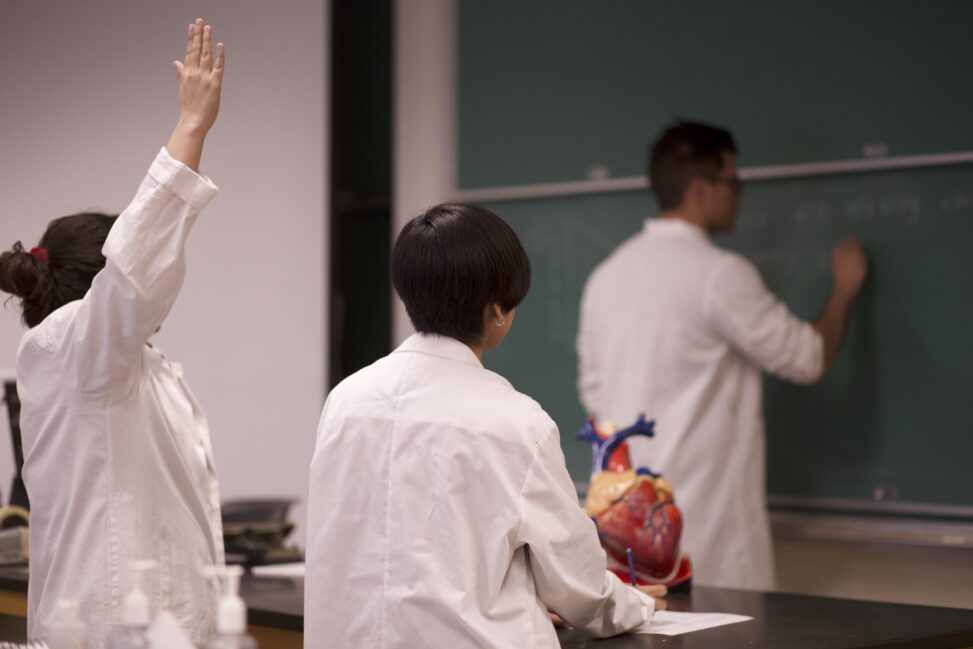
579, 415, 692, 589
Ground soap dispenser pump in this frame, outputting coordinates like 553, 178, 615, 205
207, 565, 256, 649
107, 559, 157, 649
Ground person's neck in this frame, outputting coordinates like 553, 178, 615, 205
467, 343, 485, 361
660, 209, 709, 233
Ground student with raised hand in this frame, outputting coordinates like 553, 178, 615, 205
305, 204, 666, 649
0, 19, 226, 647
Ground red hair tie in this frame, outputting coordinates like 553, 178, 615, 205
30, 247, 49, 268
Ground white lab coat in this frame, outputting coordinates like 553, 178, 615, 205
17, 148, 224, 648
577, 218, 824, 590
305, 334, 654, 649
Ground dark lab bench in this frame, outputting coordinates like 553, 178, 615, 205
557, 586, 973, 648
2, 568, 973, 648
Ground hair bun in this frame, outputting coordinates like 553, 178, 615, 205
0, 241, 48, 300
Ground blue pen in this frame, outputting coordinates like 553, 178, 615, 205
625, 547, 637, 586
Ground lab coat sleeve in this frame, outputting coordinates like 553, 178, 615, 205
576, 279, 603, 417
704, 255, 824, 384
63, 147, 218, 399
519, 424, 655, 636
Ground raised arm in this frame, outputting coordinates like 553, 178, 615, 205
706, 254, 826, 384
706, 239, 866, 384
61, 20, 225, 399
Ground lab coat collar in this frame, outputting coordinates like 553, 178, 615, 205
644, 216, 709, 240
394, 333, 483, 368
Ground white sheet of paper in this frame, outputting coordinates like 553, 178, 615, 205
250, 562, 306, 578
633, 610, 753, 635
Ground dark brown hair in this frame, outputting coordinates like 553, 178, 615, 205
648, 120, 737, 211
0, 212, 117, 328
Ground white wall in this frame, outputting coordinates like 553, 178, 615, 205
0, 0, 328, 548
392, 0, 455, 345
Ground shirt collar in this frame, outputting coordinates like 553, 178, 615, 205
394, 333, 483, 368
643, 216, 708, 240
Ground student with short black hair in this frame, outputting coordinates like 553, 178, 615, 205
306, 203, 665, 649
389, 203, 531, 346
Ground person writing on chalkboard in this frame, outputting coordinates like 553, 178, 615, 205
305, 203, 666, 649
576, 121, 867, 591
0, 20, 226, 646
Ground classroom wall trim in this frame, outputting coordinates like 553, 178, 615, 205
769, 495, 973, 520
771, 511, 973, 550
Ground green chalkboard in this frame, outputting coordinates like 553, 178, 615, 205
459, 1, 973, 190
481, 164, 973, 509
460, 0, 973, 512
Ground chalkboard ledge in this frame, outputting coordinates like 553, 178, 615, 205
770, 510, 973, 549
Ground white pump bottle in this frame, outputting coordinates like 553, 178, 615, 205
47, 599, 87, 649
107, 559, 157, 649
207, 565, 257, 649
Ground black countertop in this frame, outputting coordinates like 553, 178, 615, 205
3, 567, 973, 647
0, 566, 27, 593
0, 613, 26, 643
556, 587, 973, 648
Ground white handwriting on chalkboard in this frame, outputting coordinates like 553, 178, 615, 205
843, 195, 920, 226
940, 192, 973, 213
738, 193, 924, 231
792, 203, 831, 226
736, 211, 770, 230
750, 249, 830, 281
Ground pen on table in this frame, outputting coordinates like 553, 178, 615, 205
626, 547, 637, 586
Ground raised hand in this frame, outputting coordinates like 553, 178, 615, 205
166, 19, 225, 172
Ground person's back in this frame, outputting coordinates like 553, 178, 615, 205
307, 335, 563, 647
1, 21, 229, 646
577, 121, 866, 589
19, 296, 224, 647
580, 218, 761, 428
580, 218, 822, 589
306, 203, 662, 649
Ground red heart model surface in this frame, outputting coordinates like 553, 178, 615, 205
596, 478, 683, 579
579, 416, 692, 588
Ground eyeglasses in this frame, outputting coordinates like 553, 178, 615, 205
702, 174, 742, 192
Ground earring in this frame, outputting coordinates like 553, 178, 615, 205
494, 315, 505, 327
